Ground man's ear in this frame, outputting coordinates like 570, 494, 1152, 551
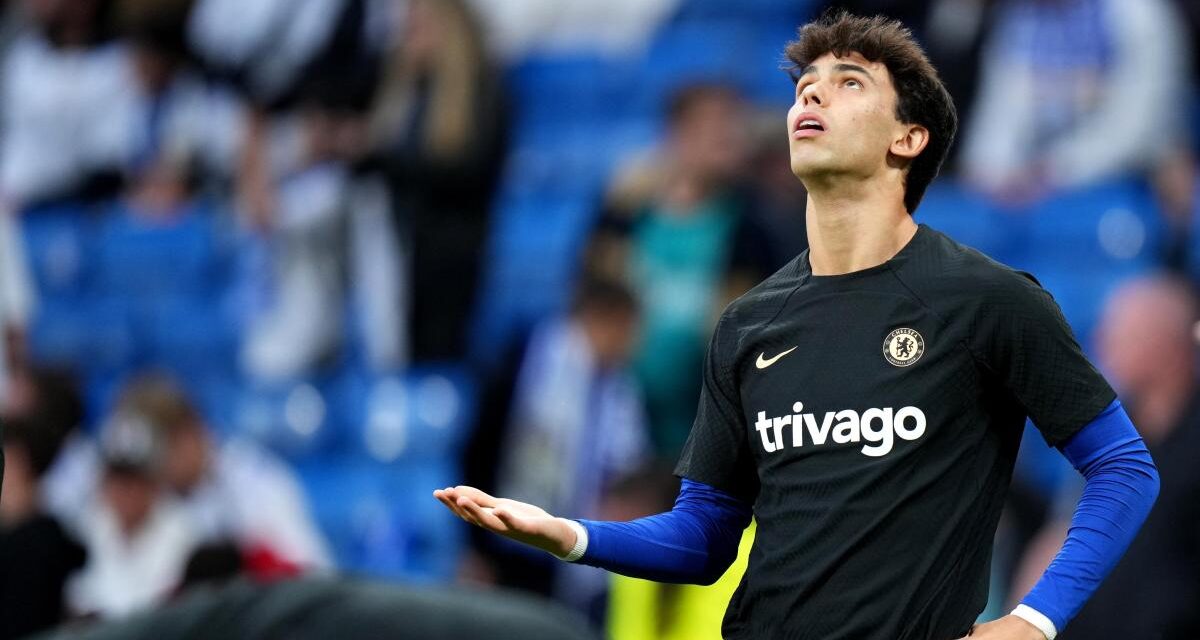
890, 124, 929, 161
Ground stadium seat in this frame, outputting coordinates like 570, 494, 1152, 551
916, 180, 1012, 260
232, 378, 340, 459
350, 366, 477, 464
19, 202, 95, 298
1020, 179, 1164, 269
29, 296, 137, 373
296, 456, 465, 582
93, 201, 228, 299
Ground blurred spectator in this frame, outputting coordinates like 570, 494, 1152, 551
961, 0, 1191, 204
490, 277, 650, 616
0, 207, 33, 408
118, 0, 244, 200
0, 0, 138, 207
585, 83, 773, 459
113, 374, 332, 569
235, 0, 404, 379
0, 417, 87, 640
1011, 275, 1200, 638
186, 0, 362, 107
69, 410, 197, 618
747, 111, 808, 267
353, 0, 509, 362
236, 108, 358, 380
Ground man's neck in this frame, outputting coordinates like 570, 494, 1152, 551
804, 180, 917, 275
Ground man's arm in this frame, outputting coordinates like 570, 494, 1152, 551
433, 478, 753, 585
978, 400, 1160, 639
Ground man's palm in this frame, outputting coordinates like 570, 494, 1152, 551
433, 486, 575, 557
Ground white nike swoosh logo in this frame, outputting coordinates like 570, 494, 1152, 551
756, 346, 798, 369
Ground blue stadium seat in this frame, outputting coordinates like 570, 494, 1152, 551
141, 294, 239, 380
671, 0, 818, 21
19, 202, 95, 298
232, 378, 341, 459
471, 192, 597, 363
508, 55, 641, 130
637, 22, 759, 113
350, 366, 477, 465
29, 296, 137, 373
916, 180, 1013, 261
1020, 179, 1164, 269
297, 456, 465, 581
93, 201, 227, 299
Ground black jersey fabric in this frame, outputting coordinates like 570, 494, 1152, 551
674, 224, 1115, 640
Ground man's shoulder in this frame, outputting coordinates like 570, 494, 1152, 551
899, 225, 1046, 312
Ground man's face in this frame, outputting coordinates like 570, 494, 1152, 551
787, 52, 910, 182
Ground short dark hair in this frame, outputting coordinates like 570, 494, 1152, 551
784, 11, 957, 213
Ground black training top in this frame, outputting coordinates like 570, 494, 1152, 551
674, 224, 1115, 640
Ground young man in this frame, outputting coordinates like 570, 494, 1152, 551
434, 12, 1159, 640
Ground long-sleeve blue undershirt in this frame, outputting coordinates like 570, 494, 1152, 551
572, 399, 1158, 636
576, 478, 752, 585
1019, 399, 1160, 633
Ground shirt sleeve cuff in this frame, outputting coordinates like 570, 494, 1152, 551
1012, 604, 1057, 639
555, 519, 588, 562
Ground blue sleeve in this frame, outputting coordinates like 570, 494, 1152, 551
575, 478, 753, 585
1020, 400, 1160, 632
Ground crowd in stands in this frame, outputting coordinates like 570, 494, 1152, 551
0, 0, 1198, 638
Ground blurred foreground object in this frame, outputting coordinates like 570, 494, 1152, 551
32, 577, 599, 640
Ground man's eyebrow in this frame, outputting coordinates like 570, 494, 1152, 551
833, 63, 875, 82
793, 62, 875, 84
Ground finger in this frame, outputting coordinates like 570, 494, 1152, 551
434, 489, 470, 518
453, 485, 498, 508
459, 497, 506, 531
434, 491, 467, 520
493, 508, 523, 531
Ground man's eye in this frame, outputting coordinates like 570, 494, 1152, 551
845, 79, 862, 89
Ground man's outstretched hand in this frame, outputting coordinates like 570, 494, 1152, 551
956, 615, 1046, 640
433, 486, 577, 558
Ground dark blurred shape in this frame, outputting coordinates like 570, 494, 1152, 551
0, 417, 87, 640
746, 110, 807, 266
178, 541, 244, 590
598, 462, 680, 522
362, 0, 509, 361
30, 578, 600, 640
0, 368, 81, 469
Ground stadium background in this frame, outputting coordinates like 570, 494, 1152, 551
0, 0, 1197, 637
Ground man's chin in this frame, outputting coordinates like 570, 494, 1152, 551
789, 158, 838, 181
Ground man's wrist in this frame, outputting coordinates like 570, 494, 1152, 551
555, 519, 588, 562
1011, 604, 1057, 640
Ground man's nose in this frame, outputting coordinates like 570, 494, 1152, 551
801, 82, 824, 107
